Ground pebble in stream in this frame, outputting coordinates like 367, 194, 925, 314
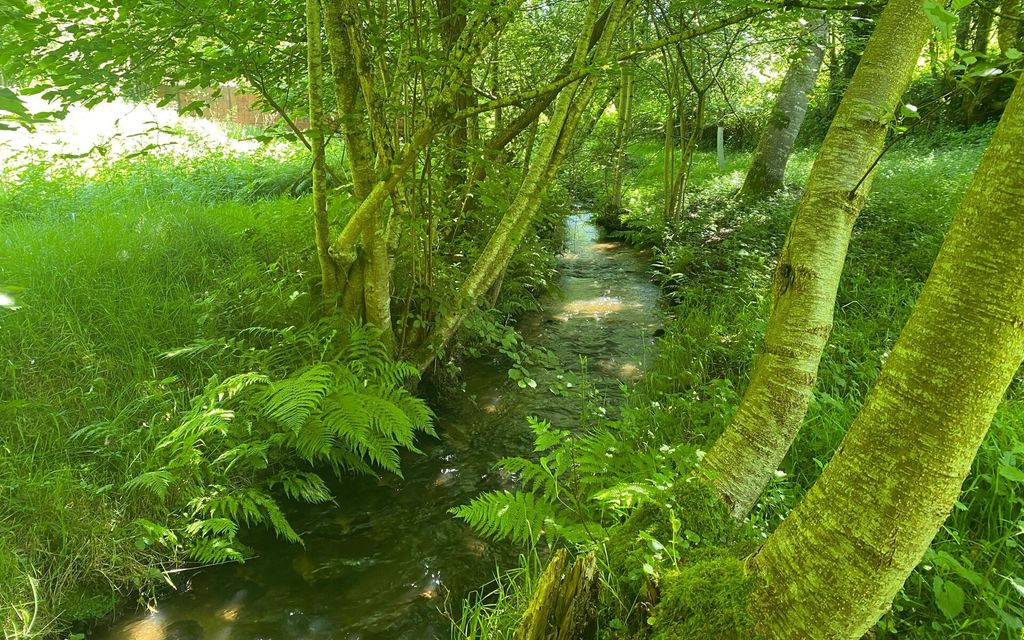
94, 212, 661, 640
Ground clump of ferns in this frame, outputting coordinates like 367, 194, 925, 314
114, 321, 434, 565
452, 415, 700, 551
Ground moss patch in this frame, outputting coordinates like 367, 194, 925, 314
650, 553, 755, 640
606, 478, 738, 579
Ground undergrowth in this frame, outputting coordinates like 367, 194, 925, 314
455, 124, 1024, 639
0, 149, 434, 637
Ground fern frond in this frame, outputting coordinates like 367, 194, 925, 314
451, 491, 558, 544
269, 471, 332, 504
188, 537, 246, 564
123, 470, 174, 500
259, 364, 334, 431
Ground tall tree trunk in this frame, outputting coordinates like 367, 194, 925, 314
662, 97, 675, 222
741, 14, 826, 198
998, 0, 1023, 51
306, 0, 339, 303
955, 3, 977, 51
749, 78, 1024, 640
609, 61, 634, 210
701, 0, 932, 520
973, 4, 994, 53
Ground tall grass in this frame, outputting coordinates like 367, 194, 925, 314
0, 149, 320, 634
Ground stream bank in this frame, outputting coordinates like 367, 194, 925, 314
96, 210, 662, 640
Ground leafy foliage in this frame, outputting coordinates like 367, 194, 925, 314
120, 321, 434, 564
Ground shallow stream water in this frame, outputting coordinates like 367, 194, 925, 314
96, 210, 661, 640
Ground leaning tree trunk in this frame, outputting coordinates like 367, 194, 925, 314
740, 14, 826, 198
700, 0, 932, 520
749, 77, 1024, 640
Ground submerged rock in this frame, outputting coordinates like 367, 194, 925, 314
165, 619, 205, 640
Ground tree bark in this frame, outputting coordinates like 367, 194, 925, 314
955, 3, 976, 51
749, 77, 1024, 640
973, 4, 995, 53
701, 0, 932, 520
741, 14, 827, 198
609, 61, 634, 210
998, 0, 1023, 52
515, 549, 599, 640
306, 0, 339, 303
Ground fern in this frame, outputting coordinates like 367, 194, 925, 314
268, 471, 332, 504
132, 321, 434, 565
452, 491, 560, 545
123, 469, 174, 499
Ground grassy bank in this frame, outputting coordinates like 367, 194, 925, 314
1, 113, 567, 636
455, 125, 1024, 638
0, 148, 316, 633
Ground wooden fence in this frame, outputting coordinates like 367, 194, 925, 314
156, 85, 292, 128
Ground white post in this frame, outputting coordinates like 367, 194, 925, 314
717, 125, 726, 169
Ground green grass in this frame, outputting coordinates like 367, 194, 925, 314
0, 149, 324, 635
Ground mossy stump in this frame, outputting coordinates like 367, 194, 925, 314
515, 549, 599, 640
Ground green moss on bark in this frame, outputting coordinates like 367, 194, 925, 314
606, 479, 738, 580
650, 553, 756, 640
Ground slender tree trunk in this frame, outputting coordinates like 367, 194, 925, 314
701, 0, 932, 520
306, 0, 339, 303
973, 5, 994, 53
741, 14, 826, 198
322, 0, 520, 340
662, 97, 675, 222
956, 3, 976, 51
610, 61, 634, 210
749, 78, 1024, 640
414, 0, 630, 370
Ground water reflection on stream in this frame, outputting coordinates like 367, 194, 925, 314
96, 211, 661, 640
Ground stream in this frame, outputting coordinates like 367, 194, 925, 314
96, 210, 662, 640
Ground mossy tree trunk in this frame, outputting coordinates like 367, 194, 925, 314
701, 0, 932, 520
999, 0, 1023, 51
305, 0, 339, 304
749, 77, 1024, 640
516, 549, 599, 640
740, 14, 826, 198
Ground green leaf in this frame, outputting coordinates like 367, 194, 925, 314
0, 87, 28, 116
998, 463, 1024, 482
933, 576, 965, 620
900, 103, 921, 119
1006, 48, 1023, 60
923, 0, 959, 40
952, 0, 974, 8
